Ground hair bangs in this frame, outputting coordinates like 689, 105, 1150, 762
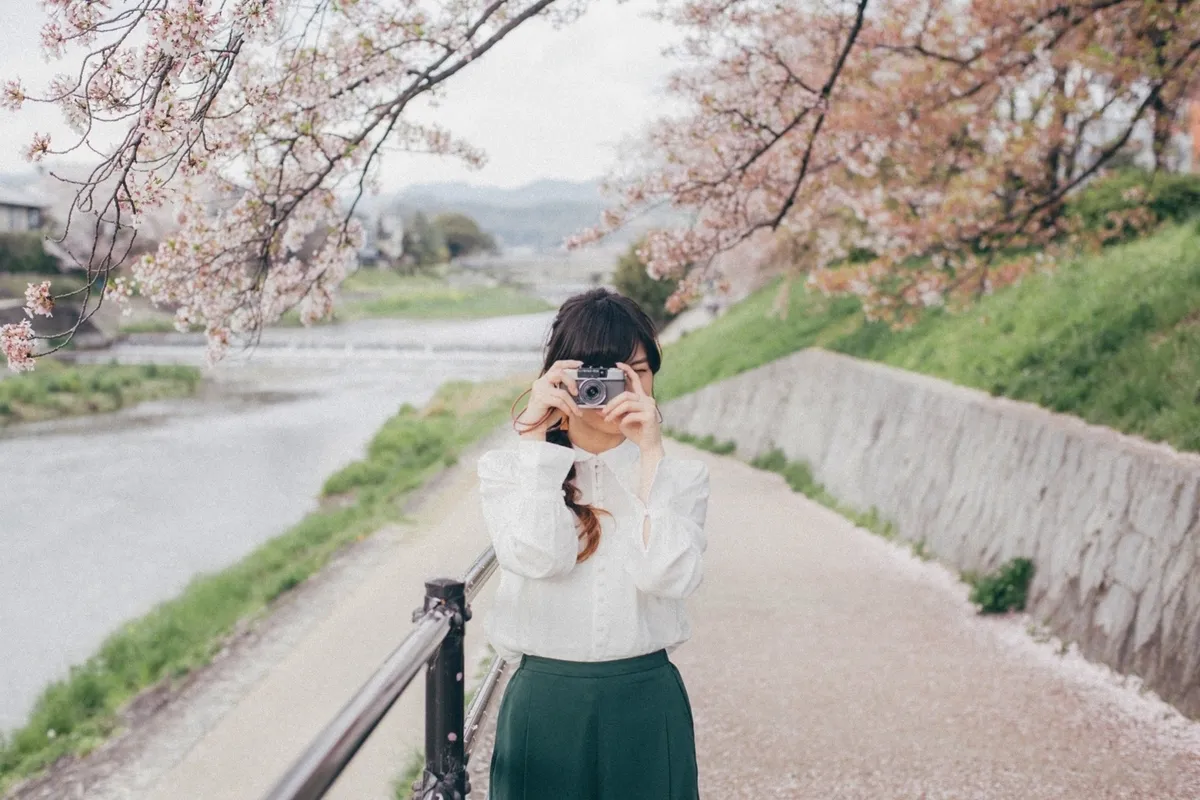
543, 289, 661, 375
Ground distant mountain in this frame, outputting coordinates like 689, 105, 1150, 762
386, 178, 683, 253
0, 170, 684, 255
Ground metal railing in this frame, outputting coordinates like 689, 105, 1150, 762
261, 546, 506, 800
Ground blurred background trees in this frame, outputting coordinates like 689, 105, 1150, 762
612, 239, 680, 328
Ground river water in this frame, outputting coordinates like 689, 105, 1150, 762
0, 313, 552, 731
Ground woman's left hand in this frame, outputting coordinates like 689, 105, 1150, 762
602, 362, 663, 454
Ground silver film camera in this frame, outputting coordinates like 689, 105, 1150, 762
564, 366, 627, 408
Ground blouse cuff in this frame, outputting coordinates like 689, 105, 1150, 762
516, 439, 577, 493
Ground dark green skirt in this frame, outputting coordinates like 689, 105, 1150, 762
488, 649, 699, 799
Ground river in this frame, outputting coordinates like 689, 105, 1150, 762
0, 313, 552, 731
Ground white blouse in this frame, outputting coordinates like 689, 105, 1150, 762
476, 436, 711, 663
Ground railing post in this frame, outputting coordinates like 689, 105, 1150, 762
414, 578, 470, 799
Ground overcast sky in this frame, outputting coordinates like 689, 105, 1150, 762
0, 0, 684, 190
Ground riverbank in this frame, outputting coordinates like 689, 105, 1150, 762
0, 360, 201, 427
306, 269, 554, 322
0, 373, 530, 796
115, 269, 553, 334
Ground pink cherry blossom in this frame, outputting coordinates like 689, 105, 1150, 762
8, 0, 1195, 370
581, 0, 1200, 325
1, 80, 25, 111
5, 0, 562, 370
40, 21, 66, 58
24, 133, 51, 162
105, 276, 137, 316
23, 281, 54, 319
0, 320, 36, 373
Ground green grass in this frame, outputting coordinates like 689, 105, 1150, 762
393, 748, 425, 800
110, 272, 553, 334
0, 374, 532, 794
667, 429, 897, 538
341, 281, 551, 321
662, 429, 738, 456
342, 285, 550, 320
0, 360, 202, 426
745, 447, 898, 541
964, 558, 1036, 614
669, 433, 944, 562
656, 285, 863, 403
280, 272, 553, 326
660, 222, 1200, 452
115, 318, 182, 334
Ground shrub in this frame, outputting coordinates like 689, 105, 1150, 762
749, 448, 788, 472
322, 404, 457, 496
431, 212, 496, 259
665, 428, 736, 455
750, 448, 827, 497
0, 363, 201, 426
0, 232, 60, 274
1067, 169, 1200, 242
966, 557, 1035, 614
6, 381, 48, 405
85, 372, 133, 396
322, 460, 392, 495
46, 371, 84, 394
612, 240, 679, 328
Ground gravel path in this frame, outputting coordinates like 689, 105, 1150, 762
38, 438, 1200, 799
471, 444, 1200, 799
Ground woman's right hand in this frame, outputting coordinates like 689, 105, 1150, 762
517, 359, 583, 438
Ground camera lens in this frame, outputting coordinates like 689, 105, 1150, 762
579, 380, 604, 404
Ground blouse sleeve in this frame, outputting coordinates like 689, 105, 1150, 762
620, 457, 711, 600
476, 439, 581, 579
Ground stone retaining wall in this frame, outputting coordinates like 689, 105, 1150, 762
661, 348, 1200, 718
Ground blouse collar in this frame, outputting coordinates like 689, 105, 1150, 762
571, 436, 640, 467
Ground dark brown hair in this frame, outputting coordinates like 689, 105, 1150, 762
512, 287, 663, 563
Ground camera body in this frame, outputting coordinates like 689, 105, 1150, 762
564, 366, 628, 408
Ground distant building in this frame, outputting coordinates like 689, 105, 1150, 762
0, 185, 73, 271
375, 211, 405, 264
0, 186, 46, 233
354, 208, 405, 268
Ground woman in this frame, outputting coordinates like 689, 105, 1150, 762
477, 287, 711, 800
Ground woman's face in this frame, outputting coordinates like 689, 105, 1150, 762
576, 341, 655, 435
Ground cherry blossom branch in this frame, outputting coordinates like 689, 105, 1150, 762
582, 0, 1200, 323
2, 0, 575, 371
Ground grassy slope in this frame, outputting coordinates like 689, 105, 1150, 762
332, 271, 552, 321
659, 222, 1200, 453
273, 272, 554, 329
0, 374, 530, 793
339, 284, 551, 321
99, 272, 552, 333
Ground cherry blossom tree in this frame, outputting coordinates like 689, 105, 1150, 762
1, 0, 580, 371
6, 0, 1196, 372
578, 0, 1200, 324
